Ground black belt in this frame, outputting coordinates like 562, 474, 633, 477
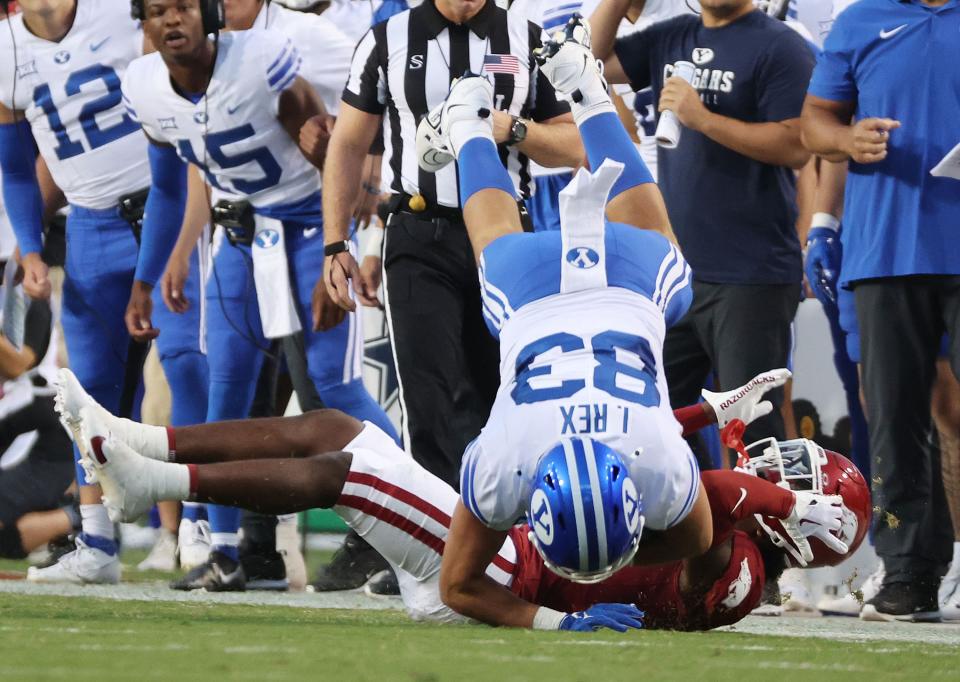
388, 193, 534, 232
388, 193, 463, 222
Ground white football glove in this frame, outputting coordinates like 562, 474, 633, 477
701, 368, 791, 428
780, 491, 849, 566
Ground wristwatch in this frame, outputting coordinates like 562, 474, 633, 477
506, 116, 528, 146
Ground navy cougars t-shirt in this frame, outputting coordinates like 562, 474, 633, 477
614, 10, 814, 285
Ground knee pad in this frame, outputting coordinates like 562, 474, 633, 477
0, 524, 27, 559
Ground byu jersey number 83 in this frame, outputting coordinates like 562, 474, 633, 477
122, 30, 319, 208
461, 223, 700, 533
0, 0, 148, 208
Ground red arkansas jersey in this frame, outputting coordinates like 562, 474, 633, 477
509, 526, 765, 630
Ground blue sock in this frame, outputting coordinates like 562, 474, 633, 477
208, 504, 242, 561
319, 379, 401, 446
80, 532, 118, 556
182, 502, 205, 523
579, 112, 654, 199
458, 137, 515, 207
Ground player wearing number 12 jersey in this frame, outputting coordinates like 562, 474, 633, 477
0, 0, 153, 584
122, 0, 397, 589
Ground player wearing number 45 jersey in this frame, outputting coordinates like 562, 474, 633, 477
121, 0, 398, 590
0, 0, 173, 585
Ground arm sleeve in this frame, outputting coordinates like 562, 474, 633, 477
341, 27, 387, 115
673, 404, 713, 437
654, 242, 692, 328
0, 121, 45, 256
134, 143, 187, 286
22, 298, 52, 362
613, 25, 658, 92
806, 14, 857, 103
701, 469, 796, 544
528, 22, 571, 122
755, 30, 816, 122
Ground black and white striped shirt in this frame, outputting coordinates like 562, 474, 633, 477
342, 0, 569, 208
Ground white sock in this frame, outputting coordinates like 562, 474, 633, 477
449, 118, 494, 159
148, 459, 191, 501
952, 541, 960, 566
119, 418, 172, 462
80, 504, 115, 540
211, 532, 240, 549
568, 77, 615, 126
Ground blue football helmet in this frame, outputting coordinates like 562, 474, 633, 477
526, 437, 644, 584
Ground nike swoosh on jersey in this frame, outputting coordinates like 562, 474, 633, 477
879, 24, 908, 39
731, 487, 748, 515
90, 37, 110, 52
227, 104, 241, 115
303, 227, 319, 238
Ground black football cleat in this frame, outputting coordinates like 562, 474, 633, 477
310, 530, 389, 592
861, 580, 941, 622
170, 550, 246, 592
240, 543, 288, 592
364, 568, 401, 598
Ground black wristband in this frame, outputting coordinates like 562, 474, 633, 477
324, 240, 351, 257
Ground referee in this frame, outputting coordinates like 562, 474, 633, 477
802, 0, 960, 622
322, 0, 581, 486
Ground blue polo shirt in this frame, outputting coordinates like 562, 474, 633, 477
808, 0, 960, 287
614, 11, 814, 285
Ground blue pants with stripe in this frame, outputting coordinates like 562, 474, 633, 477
204, 222, 398, 545
526, 173, 573, 232
152, 249, 209, 428
62, 206, 141, 485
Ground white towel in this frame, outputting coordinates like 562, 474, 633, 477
251, 216, 302, 339
558, 158, 624, 294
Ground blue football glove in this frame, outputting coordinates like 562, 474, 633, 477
805, 225, 842, 307
559, 603, 645, 633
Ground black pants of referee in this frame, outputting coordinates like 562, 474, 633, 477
664, 281, 801, 470
854, 276, 958, 585
383, 212, 500, 488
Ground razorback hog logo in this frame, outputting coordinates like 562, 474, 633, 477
718, 374, 779, 410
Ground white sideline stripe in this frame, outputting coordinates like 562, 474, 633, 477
380, 225, 413, 454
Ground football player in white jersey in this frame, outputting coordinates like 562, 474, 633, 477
324, 16, 782, 625
122, 0, 398, 590
0, 0, 154, 584
58, 363, 824, 631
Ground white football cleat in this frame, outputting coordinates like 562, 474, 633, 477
80, 407, 188, 523
416, 102, 455, 173
415, 73, 494, 172
939, 558, 960, 621
534, 15, 607, 106
817, 561, 884, 617
58, 367, 171, 462
778, 568, 818, 616
26, 536, 121, 585
137, 529, 178, 572
178, 518, 212, 571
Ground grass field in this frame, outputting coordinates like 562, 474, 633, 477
2, 592, 959, 682
2, 552, 959, 681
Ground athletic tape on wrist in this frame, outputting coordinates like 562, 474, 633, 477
810, 212, 840, 232
532, 606, 568, 630
362, 225, 384, 259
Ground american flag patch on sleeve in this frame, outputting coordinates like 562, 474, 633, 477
482, 54, 521, 75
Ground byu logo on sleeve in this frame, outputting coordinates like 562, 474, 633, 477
530, 489, 554, 545
565, 247, 599, 269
